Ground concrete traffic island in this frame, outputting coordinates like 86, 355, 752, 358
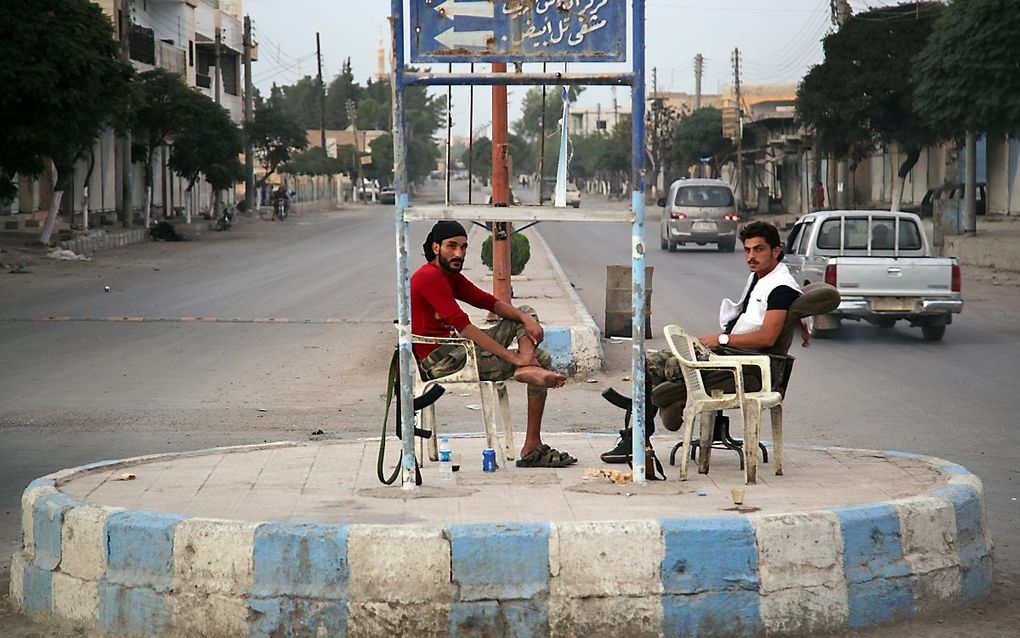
10, 434, 991, 636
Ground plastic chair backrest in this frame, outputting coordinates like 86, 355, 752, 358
766, 283, 841, 356
663, 325, 706, 397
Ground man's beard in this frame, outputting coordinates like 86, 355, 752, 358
439, 254, 463, 273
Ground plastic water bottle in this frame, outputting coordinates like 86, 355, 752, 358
438, 438, 452, 480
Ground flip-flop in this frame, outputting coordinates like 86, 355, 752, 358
515, 444, 577, 468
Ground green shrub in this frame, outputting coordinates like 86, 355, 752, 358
481, 232, 531, 276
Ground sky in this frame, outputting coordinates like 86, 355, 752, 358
245, 0, 893, 138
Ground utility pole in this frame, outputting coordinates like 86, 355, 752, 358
732, 47, 743, 209
316, 32, 326, 154
833, 0, 851, 209
964, 131, 977, 234
347, 99, 366, 204
243, 16, 254, 211
538, 63, 548, 203
119, 0, 134, 228
651, 66, 662, 196
491, 62, 511, 305
214, 26, 222, 105
694, 53, 703, 110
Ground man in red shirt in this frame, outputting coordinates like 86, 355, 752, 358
411, 221, 575, 467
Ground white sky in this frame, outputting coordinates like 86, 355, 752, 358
245, 0, 891, 137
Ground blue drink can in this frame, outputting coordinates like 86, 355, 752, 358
482, 448, 497, 472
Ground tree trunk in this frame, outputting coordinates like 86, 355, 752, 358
891, 148, 921, 212
39, 159, 62, 245
82, 147, 97, 231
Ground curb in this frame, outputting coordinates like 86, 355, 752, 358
531, 229, 604, 374
9, 442, 992, 637
58, 229, 147, 255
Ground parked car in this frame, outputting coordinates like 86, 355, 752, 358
658, 179, 740, 252
379, 187, 396, 205
783, 210, 962, 341
357, 182, 379, 203
538, 177, 581, 207
486, 189, 520, 205
919, 182, 986, 217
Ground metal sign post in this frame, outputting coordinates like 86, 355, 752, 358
391, 0, 647, 488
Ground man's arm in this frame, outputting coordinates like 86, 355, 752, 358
700, 309, 788, 350
459, 324, 539, 368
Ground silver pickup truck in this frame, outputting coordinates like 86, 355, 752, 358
783, 210, 962, 341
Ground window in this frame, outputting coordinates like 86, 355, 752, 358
785, 224, 803, 254
898, 220, 922, 250
817, 217, 923, 251
817, 219, 841, 249
674, 186, 734, 208
797, 220, 814, 254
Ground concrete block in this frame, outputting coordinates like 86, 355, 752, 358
251, 522, 349, 599
172, 518, 255, 597
61, 505, 115, 581
347, 525, 451, 603
104, 510, 184, 591
21, 561, 54, 614
550, 520, 663, 598
166, 593, 249, 636
659, 516, 762, 637
549, 596, 661, 637
32, 492, 79, 571
895, 496, 961, 608
932, 483, 993, 602
51, 572, 99, 625
98, 583, 167, 635
347, 601, 449, 637
834, 504, 913, 627
570, 325, 604, 373
20, 481, 57, 561
449, 600, 548, 638
248, 596, 347, 637
542, 327, 574, 373
448, 522, 550, 602
9, 552, 26, 608
753, 512, 849, 635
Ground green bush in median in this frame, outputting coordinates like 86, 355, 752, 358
481, 232, 531, 276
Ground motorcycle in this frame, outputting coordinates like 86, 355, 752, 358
273, 199, 288, 221
212, 204, 236, 231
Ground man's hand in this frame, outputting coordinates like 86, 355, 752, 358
699, 334, 721, 349
522, 314, 544, 346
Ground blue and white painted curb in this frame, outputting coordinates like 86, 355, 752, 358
10, 444, 991, 636
531, 230, 604, 375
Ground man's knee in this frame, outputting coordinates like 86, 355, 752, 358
516, 304, 541, 324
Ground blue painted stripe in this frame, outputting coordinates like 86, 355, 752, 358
98, 583, 167, 634
26, 478, 56, 491
104, 511, 183, 591
247, 597, 347, 638
659, 516, 762, 638
932, 484, 992, 602
448, 523, 550, 602
541, 327, 573, 372
449, 600, 548, 638
21, 563, 54, 614
834, 504, 913, 627
31, 492, 78, 571
251, 522, 350, 598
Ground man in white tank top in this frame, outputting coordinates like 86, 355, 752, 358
601, 221, 802, 464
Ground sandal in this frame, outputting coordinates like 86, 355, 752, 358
516, 444, 578, 468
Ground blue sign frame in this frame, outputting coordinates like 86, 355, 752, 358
411, 0, 627, 63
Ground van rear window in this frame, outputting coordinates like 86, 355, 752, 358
674, 186, 734, 208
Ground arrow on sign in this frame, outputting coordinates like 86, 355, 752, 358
435, 27, 492, 49
434, 0, 495, 20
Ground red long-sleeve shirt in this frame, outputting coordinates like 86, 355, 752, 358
410, 261, 498, 360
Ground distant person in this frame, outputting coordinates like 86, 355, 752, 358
411, 221, 575, 467
270, 185, 289, 220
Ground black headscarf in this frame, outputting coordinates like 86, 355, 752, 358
422, 220, 468, 262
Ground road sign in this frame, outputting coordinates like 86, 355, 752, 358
411, 0, 627, 63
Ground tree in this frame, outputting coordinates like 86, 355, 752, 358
269, 77, 321, 130
282, 148, 346, 176
246, 101, 308, 189
672, 108, 733, 178
798, 2, 945, 208
514, 86, 585, 177
324, 58, 362, 130
169, 91, 244, 202
462, 134, 530, 179
134, 70, 194, 224
914, 0, 1020, 135
0, 0, 133, 244
647, 98, 682, 189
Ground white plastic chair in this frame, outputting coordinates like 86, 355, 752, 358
663, 325, 784, 484
411, 335, 514, 467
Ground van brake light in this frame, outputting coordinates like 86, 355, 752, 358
824, 264, 837, 286
723, 214, 741, 222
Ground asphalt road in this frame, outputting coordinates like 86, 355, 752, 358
1, 184, 1019, 635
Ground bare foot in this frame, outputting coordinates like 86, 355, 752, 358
514, 365, 566, 388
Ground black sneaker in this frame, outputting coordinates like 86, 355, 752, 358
600, 428, 648, 464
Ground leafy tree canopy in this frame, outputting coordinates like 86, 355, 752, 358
798, 2, 944, 162
672, 108, 732, 178
0, 0, 133, 190
462, 134, 531, 178
282, 148, 346, 176
246, 101, 308, 186
169, 91, 244, 191
914, 0, 1020, 135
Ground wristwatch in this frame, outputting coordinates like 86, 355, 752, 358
718, 333, 730, 346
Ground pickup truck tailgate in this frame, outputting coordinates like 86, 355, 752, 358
833, 257, 956, 297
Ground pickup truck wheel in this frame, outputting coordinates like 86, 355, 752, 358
718, 240, 736, 253
660, 235, 668, 250
668, 240, 678, 253
921, 324, 946, 341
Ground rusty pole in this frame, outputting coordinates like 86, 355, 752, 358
491, 62, 511, 305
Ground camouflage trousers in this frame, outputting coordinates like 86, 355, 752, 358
419, 305, 553, 399
647, 349, 765, 399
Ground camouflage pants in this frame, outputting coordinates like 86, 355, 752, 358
419, 305, 553, 399
647, 349, 765, 400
